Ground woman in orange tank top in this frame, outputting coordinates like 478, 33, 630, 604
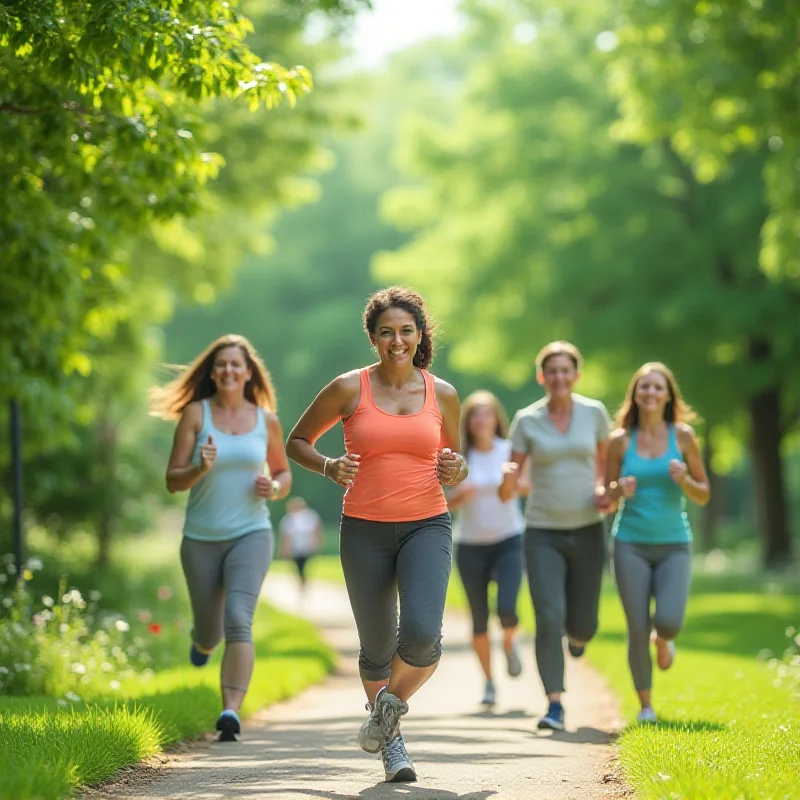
287, 286, 467, 783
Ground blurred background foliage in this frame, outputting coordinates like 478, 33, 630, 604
2, 0, 798, 569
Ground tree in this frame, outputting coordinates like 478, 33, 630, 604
606, 0, 800, 564
374, 0, 798, 565
0, 0, 367, 558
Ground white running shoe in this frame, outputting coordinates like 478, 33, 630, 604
358, 687, 386, 754
382, 733, 416, 782
481, 680, 496, 706
358, 688, 408, 754
505, 640, 523, 677
636, 706, 658, 724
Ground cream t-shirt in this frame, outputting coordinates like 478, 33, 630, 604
509, 394, 611, 530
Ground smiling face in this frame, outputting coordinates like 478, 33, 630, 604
211, 345, 252, 395
633, 368, 671, 417
371, 307, 422, 367
538, 353, 579, 400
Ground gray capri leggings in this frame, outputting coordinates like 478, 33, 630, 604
456, 534, 524, 635
339, 512, 452, 682
525, 522, 606, 695
180, 529, 273, 650
613, 540, 691, 691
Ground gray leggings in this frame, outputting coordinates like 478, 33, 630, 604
613, 540, 691, 691
340, 513, 452, 682
525, 523, 606, 695
180, 529, 273, 650
456, 534, 523, 635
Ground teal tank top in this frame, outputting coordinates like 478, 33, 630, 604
182, 400, 272, 542
612, 425, 691, 545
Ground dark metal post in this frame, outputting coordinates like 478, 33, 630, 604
10, 399, 23, 578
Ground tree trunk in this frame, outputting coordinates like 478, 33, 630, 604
749, 386, 792, 568
700, 423, 723, 552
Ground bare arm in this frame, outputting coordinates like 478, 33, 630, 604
165, 403, 209, 493
264, 413, 292, 500
673, 424, 711, 506
435, 378, 468, 486
498, 450, 527, 503
286, 373, 361, 487
604, 430, 628, 511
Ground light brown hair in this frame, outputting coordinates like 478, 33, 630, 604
616, 362, 698, 429
461, 391, 510, 451
535, 341, 583, 373
149, 334, 276, 421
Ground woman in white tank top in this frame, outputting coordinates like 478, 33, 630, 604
448, 391, 528, 707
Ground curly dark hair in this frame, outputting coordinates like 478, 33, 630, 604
363, 286, 437, 369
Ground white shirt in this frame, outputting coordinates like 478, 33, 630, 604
455, 438, 525, 545
278, 508, 321, 556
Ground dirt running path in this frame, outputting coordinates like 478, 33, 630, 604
91, 575, 623, 799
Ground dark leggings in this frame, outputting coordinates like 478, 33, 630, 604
456, 535, 524, 635
339, 512, 452, 682
525, 523, 606, 695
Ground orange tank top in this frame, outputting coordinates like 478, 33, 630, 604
342, 367, 448, 522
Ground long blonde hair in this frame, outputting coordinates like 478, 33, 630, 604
616, 362, 697, 429
149, 334, 276, 421
460, 391, 510, 452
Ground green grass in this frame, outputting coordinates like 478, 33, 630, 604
288, 554, 800, 799
0, 531, 334, 800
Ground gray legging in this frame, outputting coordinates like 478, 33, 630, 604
525, 523, 606, 695
180, 529, 273, 650
613, 540, 691, 691
339, 513, 452, 682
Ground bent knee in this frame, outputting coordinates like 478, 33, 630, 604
498, 609, 519, 629
397, 627, 442, 668
224, 610, 255, 644
653, 615, 683, 641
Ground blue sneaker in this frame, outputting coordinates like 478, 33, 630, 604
538, 701, 565, 731
190, 643, 210, 667
215, 709, 241, 742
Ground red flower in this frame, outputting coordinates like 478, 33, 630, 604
148, 623, 162, 635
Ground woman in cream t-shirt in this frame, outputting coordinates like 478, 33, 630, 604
499, 341, 612, 732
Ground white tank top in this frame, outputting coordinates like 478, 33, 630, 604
455, 438, 525, 545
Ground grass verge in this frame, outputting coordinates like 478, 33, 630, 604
0, 532, 334, 800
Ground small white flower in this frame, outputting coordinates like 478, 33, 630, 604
110, 680, 121, 691
57, 698, 68, 707
59, 623, 69, 633
26, 557, 43, 571
65, 691, 81, 703
42, 596, 54, 608
72, 663, 87, 674
114, 620, 130, 633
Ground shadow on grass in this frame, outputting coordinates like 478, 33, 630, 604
637, 718, 727, 734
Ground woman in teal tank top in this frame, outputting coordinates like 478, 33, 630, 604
150, 334, 292, 741
605, 362, 710, 724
